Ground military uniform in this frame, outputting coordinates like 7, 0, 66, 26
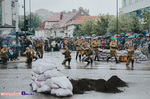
30, 48, 37, 60
126, 48, 134, 69
36, 41, 44, 58
93, 40, 100, 61
83, 47, 94, 66
107, 40, 119, 63
64, 40, 68, 48
75, 39, 82, 61
23, 49, 32, 64
62, 49, 71, 65
0, 48, 9, 65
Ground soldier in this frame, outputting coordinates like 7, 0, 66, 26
75, 37, 83, 61
29, 45, 38, 60
83, 45, 94, 66
64, 39, 68, 48
0, 45, 9, 65
141, 45, 149, 58
93, 38, 100, 61
107, 39, 119, 64
23, 47, 32, 65
36, 39, 44, 58
90, 38, 94, 48
126, 46, 134, 70
62, 47, 71, 66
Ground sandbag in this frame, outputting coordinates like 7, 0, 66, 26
51, 88, 73, 97
35, 81, 46, 87
32, 63, 56, 74
37, 74, 46, 81
44, 70, 64, 79
37, 85, 51, 93
31, 82, 39, 92
46, 79, 60, 89
51, 76, 73, 91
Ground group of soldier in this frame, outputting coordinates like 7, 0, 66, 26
62, 37, 135, 70
0, 39, 44, 65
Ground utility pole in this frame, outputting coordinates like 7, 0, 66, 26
24, 0, 26, 38
116, 0, 119, 44
29, 0, 31, 32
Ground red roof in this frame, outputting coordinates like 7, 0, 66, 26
72, 16, 99, 25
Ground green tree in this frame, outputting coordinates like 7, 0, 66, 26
73, 25, 84, 37
141, 9, 150, 30
19, 13, 42, 33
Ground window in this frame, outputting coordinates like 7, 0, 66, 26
129, 0, 132, 4
123, 0, 126, 6
0, 1, 2, 26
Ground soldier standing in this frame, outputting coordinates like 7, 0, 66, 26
75, 37, 82, 61
93, 38, 100, 61
0, 45, 9, 65
36, 39, 44, 58
126, 46, 134, 70
62, 47, 71, 66
107, 39, 119, 64
83, 45, 94, 66
23, 47, 32, 65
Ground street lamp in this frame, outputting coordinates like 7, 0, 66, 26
29, 0, 31, 32
24, 0, 26, 37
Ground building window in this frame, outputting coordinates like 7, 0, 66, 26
123, 0, 126, 7
129, 0, 132, 4
0, 1, 2, 26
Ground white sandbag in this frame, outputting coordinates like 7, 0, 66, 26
51, 76, 73, 91
31, 71, 40, 78
51, 88, 73, 97
32, 63, 56, 74
32, 82, 39, 92
37, 85, 51, 93
37, 74, 46, 81
31, 76, 37, 81
35, 81, 46, 87
46, 79, 60, 89
44, 70, 64, 79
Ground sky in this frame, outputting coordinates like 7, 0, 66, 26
18, 0, 122, 16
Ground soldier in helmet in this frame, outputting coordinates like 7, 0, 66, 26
75, 37, 83, 61
36, 39, 44, 58
126, 46, 134, 70
29, 45, 37, 60
62, 47, 71, 66
0, 45, 9, 65
107, 39, 119, 64
83, 45, 94, 66
93, 38, 100, 61
23, 47, 32, 65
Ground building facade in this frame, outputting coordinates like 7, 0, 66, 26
0, 0, 15, 35
120, 0, 150, 15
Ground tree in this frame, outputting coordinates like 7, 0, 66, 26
19, 13, 42, 33
73, 25, 84, 37
141, 9, 150, 30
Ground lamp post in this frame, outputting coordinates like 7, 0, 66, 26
29, 0, 31, 32
24, 0, 26, 38
116, 0, 119, 44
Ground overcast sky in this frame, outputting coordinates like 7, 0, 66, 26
18, 0, 122, 16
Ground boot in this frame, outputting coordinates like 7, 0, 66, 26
107, 57, 110, 62
86, 60, 90, 66
68, 60, 70, 66
131, 60, 134, 70
97, 56, 99, 61
79, 55, 81, 61
115, 58, 119, 64
91, 59, 93, 66
94, 56, 96, 61
76, 55, 78, 60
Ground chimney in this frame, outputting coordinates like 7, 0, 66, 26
79, 7, 83, 11
60, 12, 63, 20
72, 9, 76, 13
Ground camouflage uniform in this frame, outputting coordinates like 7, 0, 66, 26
126, 48, 134, 69
36, 41, 44, 58
93, 40, 100, 61
0, 48, 9, 65
62, 49, 71, 65
75, 39, 82, 61
107, 40, 119, 63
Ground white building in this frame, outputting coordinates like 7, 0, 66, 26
0, 0, 16, 35
120, 0, 150, 14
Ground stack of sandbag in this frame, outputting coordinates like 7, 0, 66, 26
98, 49, 147, 62
30, 58, 73, 97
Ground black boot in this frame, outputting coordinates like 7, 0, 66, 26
91, 59, 93, 66
94, 56, 96, 61
68, 60, 70, 66
97, 56, 99, 61
131, 60, 134, 70
79, 55, 81, 61
115, 58, 119, 64
107, 57, 110, 62
86, 60, 90, 66
76, 55, 78, 60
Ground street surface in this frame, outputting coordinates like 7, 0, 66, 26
0, 50, 150, 99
